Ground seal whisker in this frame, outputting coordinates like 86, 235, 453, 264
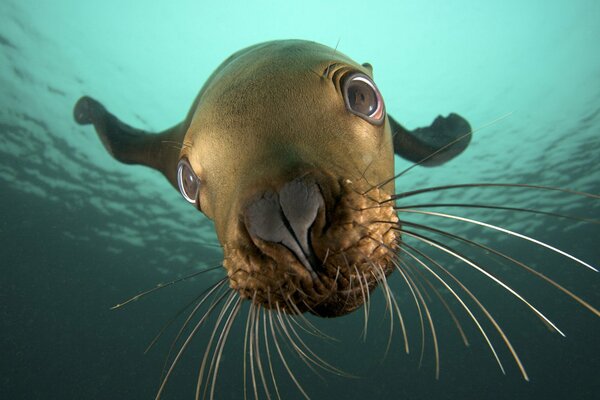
209, 295, 242, 400
387, 183, 600, 203
248, 299, 259, 400
196, 290, 237, 400
362, 270, 373, 331
401, 258, 434, 303
365, 252, 411, 355
274, 306, 327, 378
397, 209, 598, 273
156, 279, 228, 386
350, 261, 369, 340
407, 258, 470, 347
398, 241, 530, 380
399, 219, 600, 317
398, 243, 507, 371
147, 276, 227, 358
322, 38, 341, 78
243, 300, 251, 400
262, 308, 282, 400
111, 264, 223, 310
372, 232, 503, 373
268, 307, 311, 400
155, 288, 230, 400
370, 263, 396, 357
390, 258, 427, 370
284, 295, 336, 341
157, 278, 228, 384
398, 258, 440, 378
279, 305, 351, 378
394, 202, 600, 224
401, 228, 566, 337
253, 307, 272, 400
386, 273, 410, 355
274, 286, 328, 340
365, 113, 512, 195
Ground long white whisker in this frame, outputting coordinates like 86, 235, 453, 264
369, 263, 395, 356
155, 284, 229, 400
359, 244, 411, 355
254, 307, 272, 400
367, 113, 512, 194
209, 296, 242, 400
397, 209, 598, 273
402, 229, 566, 337
157, 278, 228, 381
400, 219, 600, 318
398, 258, 440, 379
268, 307, 311, 400
352, 263, 369, 340
391, 258, 427, 369
249, 301, 259, 400
243, 300, 252, 400
389, 183, 600, 202
406, 259, 470, 347
196, 290, 237, 400
278, 305, 351, 377
400, 241, 530, 380
284, 292, 337, 341
262, 309, 282, 400
399, 243, 507, 374
274, 308, 326, 380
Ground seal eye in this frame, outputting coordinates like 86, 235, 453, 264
342, 73, 385, 124
177, 158, 200, 205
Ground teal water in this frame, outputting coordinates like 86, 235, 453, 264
1, 0, 599, 399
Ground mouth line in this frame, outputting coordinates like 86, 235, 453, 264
278, 216, 321, 278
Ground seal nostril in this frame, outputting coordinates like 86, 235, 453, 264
244, 178, 325, 276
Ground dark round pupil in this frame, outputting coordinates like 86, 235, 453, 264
347, 81, 377, 115
182, 165, 198, 197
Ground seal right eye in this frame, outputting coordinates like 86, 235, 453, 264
342, 72, 385, 125
177, 158, 200, 205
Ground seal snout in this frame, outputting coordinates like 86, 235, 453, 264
244, 178, 324, 277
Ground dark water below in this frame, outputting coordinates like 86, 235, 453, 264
1, 1, 599, 399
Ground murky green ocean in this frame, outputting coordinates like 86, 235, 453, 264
1, 1, 599, 399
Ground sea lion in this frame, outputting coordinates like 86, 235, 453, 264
73, 40, 472, 318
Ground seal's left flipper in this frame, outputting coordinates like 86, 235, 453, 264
390, 113, 472, 167
74, 96, 184, 188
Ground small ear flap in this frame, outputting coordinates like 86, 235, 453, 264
389, 113, 472, 167
73, 96, 185, 188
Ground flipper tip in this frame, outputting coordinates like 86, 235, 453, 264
73, 96, 104, 125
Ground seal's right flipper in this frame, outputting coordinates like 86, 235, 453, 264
74, 96, 184, 188
390, 113, 472, 167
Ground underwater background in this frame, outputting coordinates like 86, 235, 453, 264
1, 0, 599, 399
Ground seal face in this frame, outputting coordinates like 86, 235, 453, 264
178, 41, 399, 317
73, 39, 472, 318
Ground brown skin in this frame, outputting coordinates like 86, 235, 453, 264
73, 40, 471, 317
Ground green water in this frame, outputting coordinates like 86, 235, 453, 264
1, 1, 599, 399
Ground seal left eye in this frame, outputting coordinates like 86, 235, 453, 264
177, 158, 200, 205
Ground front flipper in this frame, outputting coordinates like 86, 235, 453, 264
73, 96, 184, 188
390, 113, 472, 166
